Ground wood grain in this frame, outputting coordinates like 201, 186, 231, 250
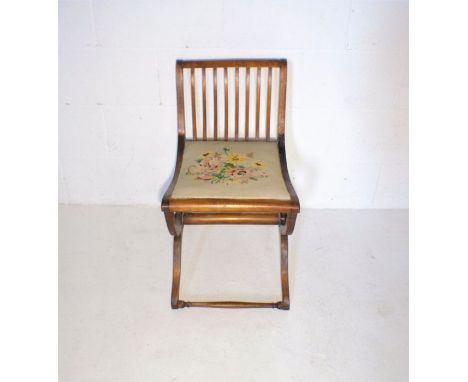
183, 213, 279, 225
179, 59, 284, 68
213, 68, 218, 140
266, 67, 272, 140
255, 67, 261, 139
224, 67, 228, 139
245, 67, 250, 140
235, 67, 239, 140
202, 67, 207, 140
190, 67, 197, 140
278, 60, 287, 136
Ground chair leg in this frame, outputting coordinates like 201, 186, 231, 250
164, 211, 176, 235
171, 213, 185, 309
277, 233, 290, 310
277, 212, 296, 310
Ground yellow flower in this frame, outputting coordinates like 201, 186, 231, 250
226, 153, 247, 163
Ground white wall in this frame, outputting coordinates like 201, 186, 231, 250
59, 0, 408, 208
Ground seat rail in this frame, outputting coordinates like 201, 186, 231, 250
183, 213, 279, 225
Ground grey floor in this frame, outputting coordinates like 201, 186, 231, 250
59, 206, 408, 382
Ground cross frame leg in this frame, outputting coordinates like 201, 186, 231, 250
163, 212, 297, 310
169, 212, 185, 309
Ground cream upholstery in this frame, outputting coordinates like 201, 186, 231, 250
171, 141, 291, 200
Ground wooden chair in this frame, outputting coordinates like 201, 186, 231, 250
161, 59, 299, 309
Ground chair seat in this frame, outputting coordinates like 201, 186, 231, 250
168, 141, 296, 212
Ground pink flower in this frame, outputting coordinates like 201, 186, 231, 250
228, 168, 250, 178
202, 158, 222, 171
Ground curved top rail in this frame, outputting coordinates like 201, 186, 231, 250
178, 59, 286, 69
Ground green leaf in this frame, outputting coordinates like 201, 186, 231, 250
249, 177, 258, 181
212, 172, 227, 179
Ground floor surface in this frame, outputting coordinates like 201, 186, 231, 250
59, 206, 408, 382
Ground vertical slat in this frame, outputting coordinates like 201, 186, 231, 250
235, 67, 239, 141
266, 67, 272, 140
213, 68, 218, 140
202, 67, 207, 140
185, 62, 284, 142
190, 68, 197, 140
278, 61, 287, 136
255, 67, 261, 139
245, 67, 250, 140
224, 67, 228, 139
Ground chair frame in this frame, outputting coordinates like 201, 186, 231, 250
161, 59, 299, 309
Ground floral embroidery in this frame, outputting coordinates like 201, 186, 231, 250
186, 147, 268, 184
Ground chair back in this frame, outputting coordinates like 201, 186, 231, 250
175, 59, 287, 141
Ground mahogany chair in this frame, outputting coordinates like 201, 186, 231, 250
162, 59, 299, 309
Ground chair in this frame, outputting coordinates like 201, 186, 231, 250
161, 59, 299, 309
